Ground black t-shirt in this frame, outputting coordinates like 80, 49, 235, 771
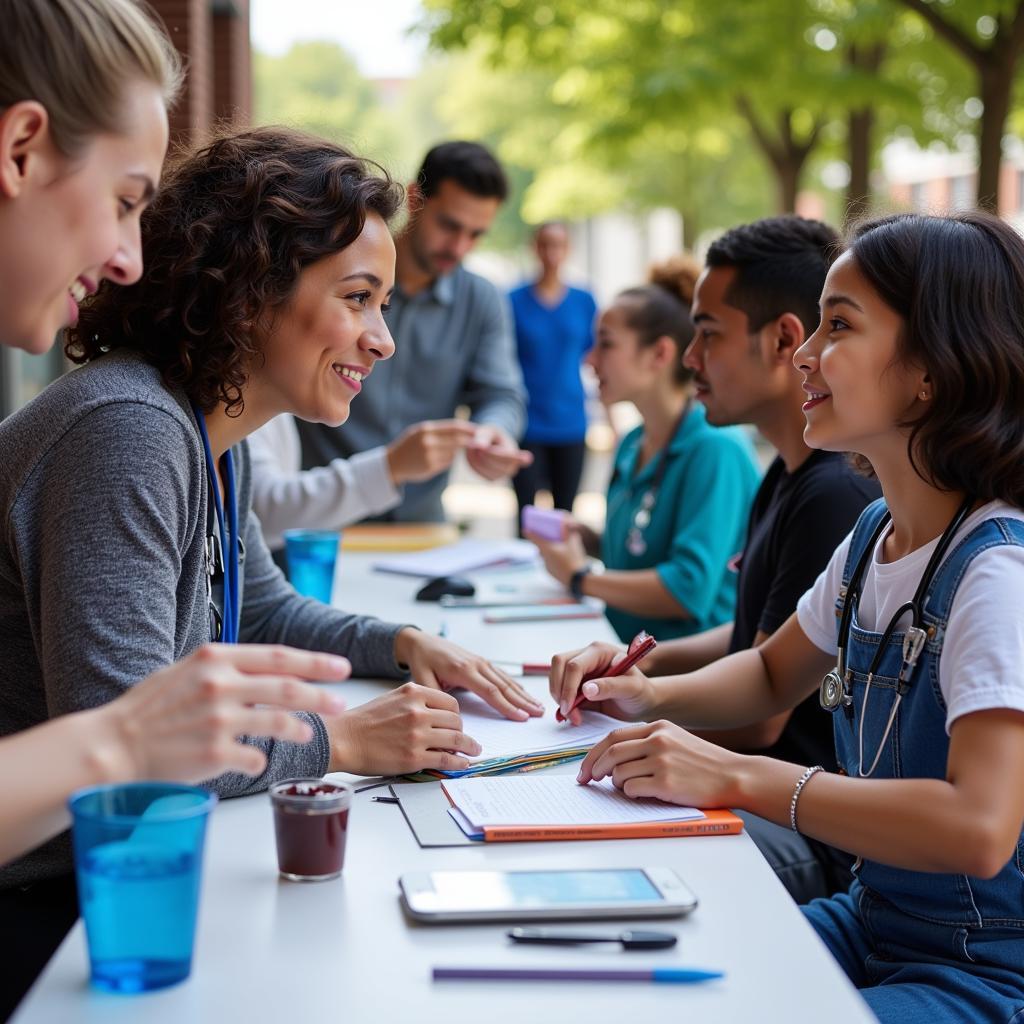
729, 449, 881, 769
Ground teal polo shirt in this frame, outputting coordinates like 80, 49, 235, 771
600, 405, 760, 643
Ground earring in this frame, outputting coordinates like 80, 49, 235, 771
919, 390, 929, 400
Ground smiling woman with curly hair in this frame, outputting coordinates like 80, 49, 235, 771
68, 127, 401, 418
0, 126, 544, 886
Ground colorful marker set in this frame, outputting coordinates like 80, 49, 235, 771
404, 749, 590, 784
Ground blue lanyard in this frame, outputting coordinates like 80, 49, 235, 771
191, 403, 240, 644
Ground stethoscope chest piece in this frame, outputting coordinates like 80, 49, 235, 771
819, 667, 849, 712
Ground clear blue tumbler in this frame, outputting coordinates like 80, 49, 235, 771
69, 782, 217, 993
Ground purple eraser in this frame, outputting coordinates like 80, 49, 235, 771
521, 505, 567, 541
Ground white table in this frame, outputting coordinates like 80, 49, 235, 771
14, 553, 874, 1023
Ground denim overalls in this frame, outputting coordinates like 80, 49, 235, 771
802, 500, 1024, 1024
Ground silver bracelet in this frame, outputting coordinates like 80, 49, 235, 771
789, 765, 824, 833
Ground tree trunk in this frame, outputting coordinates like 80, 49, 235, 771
976, 59, 1014, 209
891, 0, 1024, 211
774, 157, 800, 213
846, 106, 873, 223
737, 99, 819, 215
845, 43, 885, 224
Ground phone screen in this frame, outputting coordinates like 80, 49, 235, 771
423, 869, 662, 911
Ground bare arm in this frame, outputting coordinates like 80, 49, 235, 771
580, 567, 691, 618
644, 622, 734, 675
529, 532, 693, 619
551, 613, 828, 727
0, 645, 350, 867
734, 709, 1024, 875
690, 629, 793, 751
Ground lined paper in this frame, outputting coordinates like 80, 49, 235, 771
443, 775, 705, 828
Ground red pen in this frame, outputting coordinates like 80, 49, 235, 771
556, 630, 657, 722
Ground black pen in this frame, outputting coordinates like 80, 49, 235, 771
371, 795, 399, 804
507, 927, 677, 950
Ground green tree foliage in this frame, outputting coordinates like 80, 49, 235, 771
422, 0, 1021, 222
890, 0, 1024, 208
420, 0, 861, 215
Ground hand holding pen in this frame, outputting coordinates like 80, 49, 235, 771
551, 631, 658, 725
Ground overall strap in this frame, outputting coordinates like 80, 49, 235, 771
840, 497, 889, 589
921, 517, 1024, 626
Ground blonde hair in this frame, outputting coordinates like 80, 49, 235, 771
0, 0, 182, 156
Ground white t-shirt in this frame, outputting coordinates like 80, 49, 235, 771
797, 501, 1024, 733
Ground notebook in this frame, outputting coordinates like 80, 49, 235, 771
442, 775, 744, 843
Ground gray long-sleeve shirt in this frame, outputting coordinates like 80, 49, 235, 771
0, 351, 409, 887
295, 264, 526, 522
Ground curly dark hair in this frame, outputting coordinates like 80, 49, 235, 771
67, 125, 404, 415
846, 211, 1024, 505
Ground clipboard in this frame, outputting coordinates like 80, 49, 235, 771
390, 782, 479, 847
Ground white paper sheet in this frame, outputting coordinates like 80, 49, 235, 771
372, 539, 538, 577
455, 687, 620, 764
443, 775, 705, 828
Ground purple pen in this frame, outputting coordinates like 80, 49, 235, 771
432, 967, 723, 984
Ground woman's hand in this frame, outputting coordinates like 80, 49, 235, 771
323, 682, 480, 775
578, 720, 745, 807
549, 642, 655, 724
102, 644, 351, 782
525, 530, 588, 587
395, 628, 544, 721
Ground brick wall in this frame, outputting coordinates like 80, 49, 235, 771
212, 0, 252, 127
149, 0, 251, 144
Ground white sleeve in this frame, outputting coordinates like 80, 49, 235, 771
796, 533, 853, 656
248, 416, 401, 550
938, 545, 1024, 733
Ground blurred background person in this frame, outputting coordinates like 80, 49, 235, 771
293, 140, 530, 523
250, 412, 477, 559
509, 221, 597, 527
526, 258, 760, 643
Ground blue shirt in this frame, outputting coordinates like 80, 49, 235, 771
601, 404, 761, 642
509, 283, 597, 443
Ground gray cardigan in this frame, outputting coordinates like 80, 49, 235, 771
0, 351, 408, 887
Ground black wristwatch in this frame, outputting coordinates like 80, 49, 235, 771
569, 566, 591, 600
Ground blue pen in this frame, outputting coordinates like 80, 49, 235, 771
432, 967, 724, 983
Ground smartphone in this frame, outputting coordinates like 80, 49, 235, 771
399, 867, 698, 923
521, 505, 567, 541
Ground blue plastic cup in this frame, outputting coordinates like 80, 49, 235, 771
283, 529, 341, 603
69, 782, 217, 994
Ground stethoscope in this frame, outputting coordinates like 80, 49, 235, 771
819, 494, 974, 778
192, 403, 240, 644
609, 401, 691, 558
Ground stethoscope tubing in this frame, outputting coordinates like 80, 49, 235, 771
824, 495, 975, 777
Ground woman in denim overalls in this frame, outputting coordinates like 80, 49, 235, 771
557, 212, 1024, 1022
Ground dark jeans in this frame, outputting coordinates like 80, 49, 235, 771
0, 873, 79, 1022
512, 441, 587, 530
738, 810, 854, 905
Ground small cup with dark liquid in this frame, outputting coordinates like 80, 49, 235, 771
269, 779, 352, 882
